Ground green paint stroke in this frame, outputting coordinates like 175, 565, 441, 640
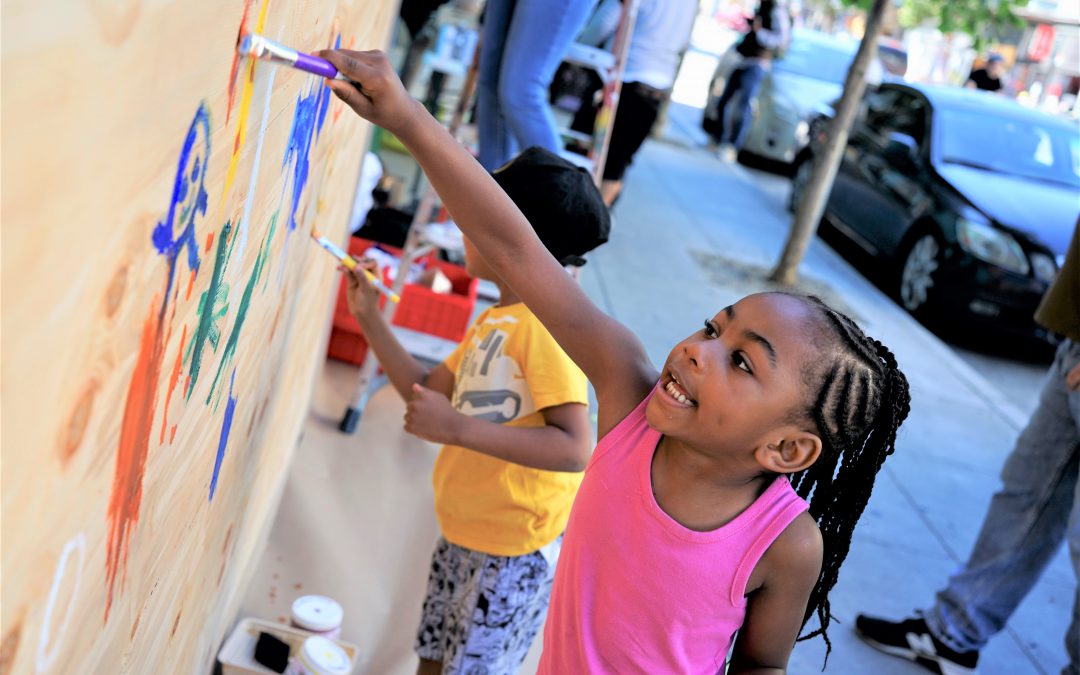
208, 212, 277, 406
186, 221, 233, 400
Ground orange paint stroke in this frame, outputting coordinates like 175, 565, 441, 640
170, 425, 178, 444
105, 298, 165, 620
226, 0, 255, 125
159, 325, 188, 444
185, 269, 196, 301
205, 231, 215, 253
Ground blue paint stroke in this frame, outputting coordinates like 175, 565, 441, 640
209, 369, 238, 501
282, 85, 320, 232
153, 103, 211, 301
314, 35, 339, 137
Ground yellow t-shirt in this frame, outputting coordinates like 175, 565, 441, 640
434, 302, 588, 556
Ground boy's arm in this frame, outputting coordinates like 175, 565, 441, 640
345, 266, 454, 399
406, 385, 591, 472
728, 513, 823, 674
322, 50, 657, 434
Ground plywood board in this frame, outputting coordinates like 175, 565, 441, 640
0, 0, 396, 672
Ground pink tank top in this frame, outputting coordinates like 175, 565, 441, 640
538, 388, 809, 674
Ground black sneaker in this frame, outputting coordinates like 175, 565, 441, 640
854, 614, 979, 675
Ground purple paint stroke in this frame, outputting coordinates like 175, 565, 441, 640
209, 369, 238, 501
152, 104, 211, 301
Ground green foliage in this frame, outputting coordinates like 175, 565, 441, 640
894, 0, 1028, 45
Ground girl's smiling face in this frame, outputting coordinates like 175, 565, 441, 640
646, 293, 820, 466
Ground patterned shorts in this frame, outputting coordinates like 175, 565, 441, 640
415, 536, 561, 674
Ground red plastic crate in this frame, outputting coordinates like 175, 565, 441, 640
328, 237, 479, 365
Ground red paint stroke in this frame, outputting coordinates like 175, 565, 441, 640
160, 325, 188, 444
205, 231, 215, 253
170, 425, 178, 444
226, 0, 255, 125
105, 298, 165, 621
185, 269, 196, 301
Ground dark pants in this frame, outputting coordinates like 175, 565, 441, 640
709, 61, 765, 149
571, 81, 666, 182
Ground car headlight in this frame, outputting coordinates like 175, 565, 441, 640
1030, 252, 1058, 283
956, 219, 1030, 275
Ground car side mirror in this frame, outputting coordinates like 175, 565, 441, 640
882, 132, 918, 167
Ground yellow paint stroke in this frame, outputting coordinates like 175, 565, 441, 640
221, 0, 272, 204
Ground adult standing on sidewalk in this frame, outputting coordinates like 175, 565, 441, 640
703, 0, 790, 162
855, 223, 1080, 675
476, 0, 598, 171
567, 0, 698, 206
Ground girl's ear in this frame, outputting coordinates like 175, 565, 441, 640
755, 430, 822, 475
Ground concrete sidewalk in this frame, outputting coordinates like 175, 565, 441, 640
237, 109, 1072, 674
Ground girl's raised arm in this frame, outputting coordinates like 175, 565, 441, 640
323, 49, 657, 425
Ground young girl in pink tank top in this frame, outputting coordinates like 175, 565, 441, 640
326, 51, 912, 673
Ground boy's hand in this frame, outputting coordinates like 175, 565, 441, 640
404, 384, 463, 444
319, 49, 423, 137
343, 259, 382, 323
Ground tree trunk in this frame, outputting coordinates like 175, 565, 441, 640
769, 0, 889, 285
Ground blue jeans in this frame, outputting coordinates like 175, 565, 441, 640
712, 61, 766, 149
476, 0, 596, 170
926, 339, 1080, 674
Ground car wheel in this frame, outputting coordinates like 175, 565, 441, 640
788, 157, 812, 214
897, 232, 942, 314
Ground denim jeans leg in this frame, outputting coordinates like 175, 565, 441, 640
712, 65, 745, 145
1064, 341, 1080, 675
732, 62, 765, 150
476, 0, 517, 170
497, 0, 596, 158
926, 339, 1080, 656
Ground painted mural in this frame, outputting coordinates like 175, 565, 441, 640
0, 0, 397, 672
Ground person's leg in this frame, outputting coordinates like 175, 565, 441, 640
711, 64, 746, 146
476, 0, 517, 170
496, 0, 596, 157
731, 62, 765, 150
925, 339, 1080, 652
1062, 341, 1080, 675
600, 84, 662, 205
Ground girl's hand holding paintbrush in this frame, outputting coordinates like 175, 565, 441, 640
318, 49, 425, 137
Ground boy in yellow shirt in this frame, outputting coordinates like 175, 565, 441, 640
344, 147, 610, 675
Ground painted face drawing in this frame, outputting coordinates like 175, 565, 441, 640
152, 103, 211, 297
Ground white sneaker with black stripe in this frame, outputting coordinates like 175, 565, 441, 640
855, 614, 978, 675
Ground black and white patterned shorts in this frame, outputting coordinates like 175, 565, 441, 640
414, 535, 561, 674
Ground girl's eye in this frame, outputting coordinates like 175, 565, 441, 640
703, 320, 718, 338
732, 351, 753, 374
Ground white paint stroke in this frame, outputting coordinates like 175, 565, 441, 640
230, 65, 277, 282
36, 532, 86, 673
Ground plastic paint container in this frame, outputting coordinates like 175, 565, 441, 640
284, 636, 352, 675
290, 595, 344, 639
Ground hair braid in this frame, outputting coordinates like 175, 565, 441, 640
778, 294, 911, 665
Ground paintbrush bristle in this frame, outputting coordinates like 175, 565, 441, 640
309, 229, 322, 239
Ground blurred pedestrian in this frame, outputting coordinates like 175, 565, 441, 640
854, 223, 1080, 675
966, 53, 1006, 93
705, 0, 790, 162
476, 0, 598, 170
568, 0, 699, 206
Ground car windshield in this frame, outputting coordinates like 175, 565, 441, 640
938, 108, 1080, 188
774, 40, 854, 84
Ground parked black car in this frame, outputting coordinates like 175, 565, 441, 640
790, 83, 1079, 343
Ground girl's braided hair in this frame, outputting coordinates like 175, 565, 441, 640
781, 294, 911, 661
